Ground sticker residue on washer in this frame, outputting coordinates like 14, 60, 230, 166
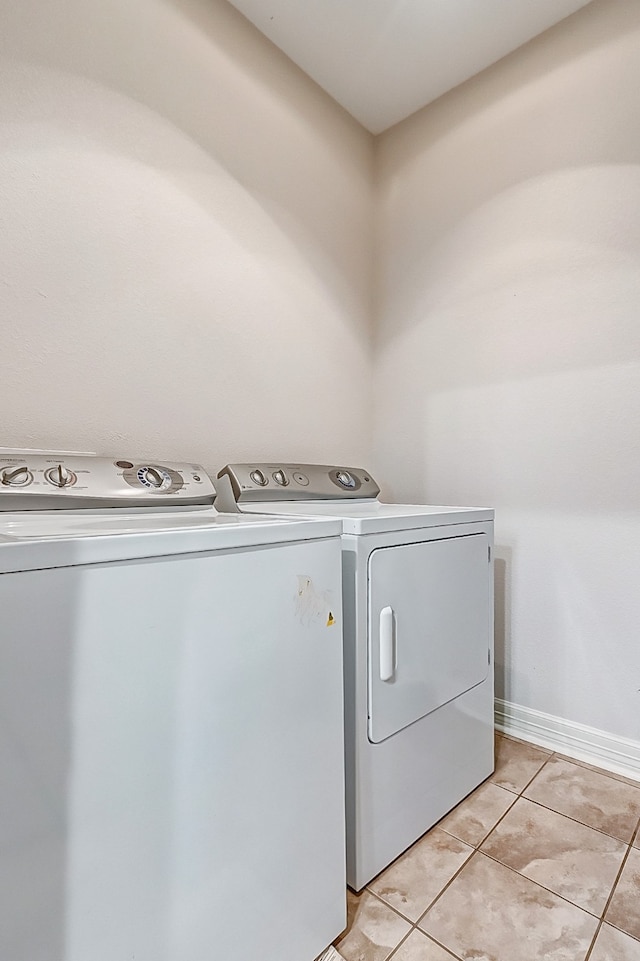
295, 575, 334, 627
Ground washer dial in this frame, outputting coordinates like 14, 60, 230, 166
138, 466, 172, 491
1, 465, 33, 487
45, 464, 77, 488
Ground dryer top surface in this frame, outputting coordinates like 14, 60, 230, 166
238, 500, 494, 535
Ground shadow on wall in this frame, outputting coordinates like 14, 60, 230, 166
0, 0, 373, 343
377, 162, 640, 361
493, 549, 512, 704
377, 0, 640, 196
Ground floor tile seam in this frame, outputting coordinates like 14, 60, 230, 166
548, 752, 640, 800
469, 846, 606, 921
407, 925, 464, 961
361, 884, 417, 927
367, 865, 464, 928
365, 828, 477, 923
441, 784, 520, 850
386, 926, 415, 960
489, 779, 520, 796
513, 793, 634, 847
386, 925, 463, 961
600, 842, 637, 926
602, 918, 640, 945
582, 919, 604, 961
551, 752, 640, 791
338, 887, 413, 957
411, 846, 478, 928
513, 748, 556, 797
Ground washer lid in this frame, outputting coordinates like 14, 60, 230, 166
238, 500, 494, 534
0, 508, 342, 573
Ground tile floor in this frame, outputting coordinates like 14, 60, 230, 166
335, 734, 640, 961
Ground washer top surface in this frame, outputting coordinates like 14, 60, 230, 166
0, 452, 341, 573
0, 507, 341, 574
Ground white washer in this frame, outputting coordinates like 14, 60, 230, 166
216, 464, 495, 890
0, 452, 346, 961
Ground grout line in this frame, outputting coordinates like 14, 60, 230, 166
477, 846, 607, 919
550, 751, 640, 790
603, 919, 640, 944
516, 794, 636, 847
360, 885, 416, 925
409, 927, 464, 960
465, 792, 519, 849
599, 840, 634, 923
386, 927, 415, 960
517, 749, 555, 795
414, 838, 478, 934
338, 887, 415, 958
582, 920, 603, 961
387, 925, 463, 961
414, 849, 479, 928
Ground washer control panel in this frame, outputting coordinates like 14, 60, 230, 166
0, 453, 215, 510
217, 464, 380, 503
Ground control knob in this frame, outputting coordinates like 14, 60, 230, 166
140, 467, 166, 489
1, 464, 32, 487
273, 469, 289, 487
45, 464, 76, 488
250, 469, 268, 487
336, 470, 356, 489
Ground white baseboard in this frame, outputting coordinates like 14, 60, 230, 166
495, 699, 640, 783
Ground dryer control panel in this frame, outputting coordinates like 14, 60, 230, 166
217, 463, 380, 503
0, 453, 215, 510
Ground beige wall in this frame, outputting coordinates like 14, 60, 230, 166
374, 0, 640, 740
3, 0, 639, 745
0, 0, 374, 472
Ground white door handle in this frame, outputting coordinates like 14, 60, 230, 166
379, 606, 395, 681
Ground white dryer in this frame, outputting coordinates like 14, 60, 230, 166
0, 452, 346, 961
216, 464, 495, 891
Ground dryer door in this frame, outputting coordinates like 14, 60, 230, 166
367, 532, 490, 743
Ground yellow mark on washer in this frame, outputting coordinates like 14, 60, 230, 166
295, 575, 334, 627
326, 611, 335, 627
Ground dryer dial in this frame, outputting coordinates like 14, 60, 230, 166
273, 469, 289, 487
335, 470, 356, 489
250, 469, 268, 487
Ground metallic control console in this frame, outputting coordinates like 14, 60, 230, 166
217, 464, 380, 505
0, 452, 215, 510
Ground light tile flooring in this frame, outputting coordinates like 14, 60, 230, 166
335, 734, 640, 961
